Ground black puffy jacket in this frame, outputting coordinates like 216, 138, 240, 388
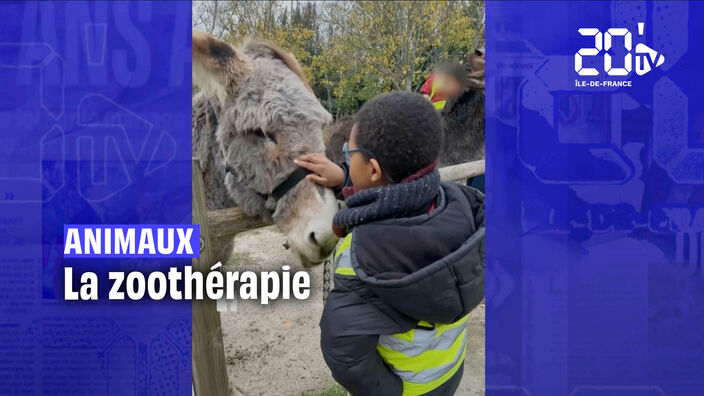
320, 182, 485, 396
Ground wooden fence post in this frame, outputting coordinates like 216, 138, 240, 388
192, 158, 229, 396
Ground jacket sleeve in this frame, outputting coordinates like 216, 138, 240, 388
320, 281, 404, 396
332, 162, 351, 200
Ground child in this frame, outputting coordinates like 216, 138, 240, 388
294, 92, 484, 396
420, 61, 468, 111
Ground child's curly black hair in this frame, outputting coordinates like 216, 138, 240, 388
353, 91, 441, 182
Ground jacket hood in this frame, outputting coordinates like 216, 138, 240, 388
349, 182, 485, 324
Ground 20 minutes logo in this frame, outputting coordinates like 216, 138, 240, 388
574, 22, 664, 87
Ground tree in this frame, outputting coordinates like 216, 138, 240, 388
192, 1, 485, 117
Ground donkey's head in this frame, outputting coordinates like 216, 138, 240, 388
193, 31, 338, 267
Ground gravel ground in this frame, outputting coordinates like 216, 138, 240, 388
220, 226, 485, 396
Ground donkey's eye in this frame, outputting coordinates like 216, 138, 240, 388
250, 128, 277, 144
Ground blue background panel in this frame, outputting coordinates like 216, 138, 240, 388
0, 2, 192, 395
486, 1, 704, 395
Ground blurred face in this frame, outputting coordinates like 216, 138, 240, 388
347, 124, 388, 190
436, 72, 463, 97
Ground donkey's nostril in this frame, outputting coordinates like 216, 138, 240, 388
309, 232, 318, 246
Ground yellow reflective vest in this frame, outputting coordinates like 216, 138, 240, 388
429, 79, 447, 111
333, 234, 468, 395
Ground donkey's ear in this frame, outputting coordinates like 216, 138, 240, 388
192, 30, 252, 103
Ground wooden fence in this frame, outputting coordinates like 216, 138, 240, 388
191, 158, 485, 396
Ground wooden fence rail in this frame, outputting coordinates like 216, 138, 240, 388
206, 159, 485, 240
191, 158, 485, 396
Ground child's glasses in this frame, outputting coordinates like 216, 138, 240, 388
342, 142, 374, 163
341, 142, 396, 183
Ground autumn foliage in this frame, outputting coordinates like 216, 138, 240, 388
193, 1, 485, 117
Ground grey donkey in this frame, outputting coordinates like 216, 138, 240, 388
192, 31, 339, 267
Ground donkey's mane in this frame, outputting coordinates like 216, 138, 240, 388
242, 39, 313, 93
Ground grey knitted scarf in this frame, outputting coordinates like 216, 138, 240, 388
332, 170, 441, 236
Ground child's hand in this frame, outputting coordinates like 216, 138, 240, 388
295, 153, 345, 188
